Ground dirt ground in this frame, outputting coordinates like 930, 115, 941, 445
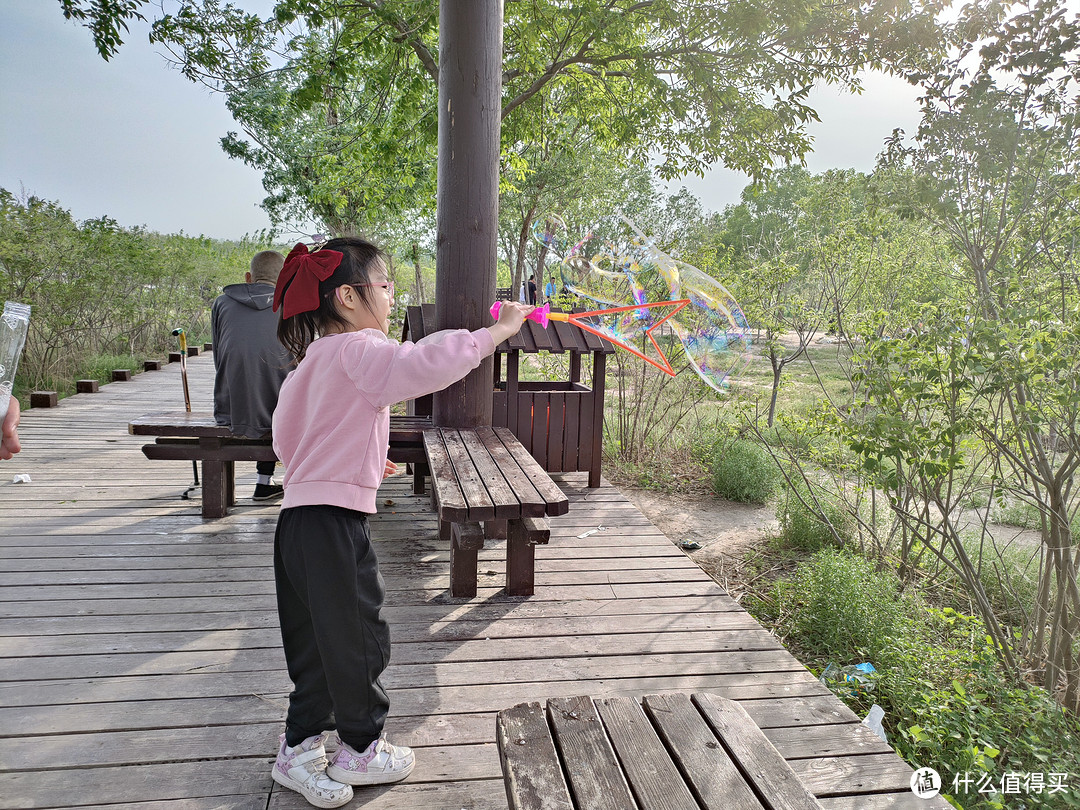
620, 486, 778, 593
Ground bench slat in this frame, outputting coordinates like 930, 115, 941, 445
493, 427, 569, 516
595, 696, 701, 810
129, 412, 234, 437
441, 430, 496, 521
497, 702, 575, 810
459, 428, 524, 520
547, 696, 637, 810
422, 430, 468, 520
475, 426, 546, 516
693, 693, 824, 810
142, 443, 278, 463
642, 693, 762, 810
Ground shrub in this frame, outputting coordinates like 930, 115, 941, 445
775, 548, 905, 661
756, 552, 1080, 810
776, 479, 853, 551
710, 438, 779, 503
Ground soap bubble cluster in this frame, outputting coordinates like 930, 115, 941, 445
532, 213, 751, 391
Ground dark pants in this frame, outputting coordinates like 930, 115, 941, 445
256, 459, 277, 477
274, 505, 390, 751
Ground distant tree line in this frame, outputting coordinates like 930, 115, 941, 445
0, 188, 276, 392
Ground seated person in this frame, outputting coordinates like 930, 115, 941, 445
211, 250, 292, 499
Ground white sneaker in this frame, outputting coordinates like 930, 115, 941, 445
272, 732, 354, 808
326, 735, 415, 785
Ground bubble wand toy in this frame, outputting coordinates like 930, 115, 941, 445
490, 299, 690, 375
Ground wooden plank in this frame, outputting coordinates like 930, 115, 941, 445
511, 389, 532, 450
562, 390, 581, 472
546, 392, 566, 473
642, 692, 762, 810
128, 411, 233, 437
493, 427, 569, 515
474, 425, 546, 517
525, 319, 554, 352
547, 696, 637, 810
694, 692, 824, 810
496, 702, 575, 810
441, 429, 496, 521
530, 391, 550, 468
458, 428, 521, 519
422, 429, 467, 520
552, 318, 588, 352
594, 695, 701, 810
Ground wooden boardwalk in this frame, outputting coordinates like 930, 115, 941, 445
0, 353, 944, 810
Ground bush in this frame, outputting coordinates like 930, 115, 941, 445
776, 479, 853, 551
710, 438, 779, 503
756, 552, 1080, 810
775, 548, 905, 661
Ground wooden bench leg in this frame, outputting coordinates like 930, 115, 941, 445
450, 521, 485, 598
411, 462, 426, 496
506, 517, 550, 597
485, 518, 507, 540
225, 460, 236, 506
201, 461, 228, 519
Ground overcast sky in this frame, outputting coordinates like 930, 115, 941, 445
1, 4, 922, 241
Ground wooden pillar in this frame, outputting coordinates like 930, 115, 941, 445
433, 0, 504, 428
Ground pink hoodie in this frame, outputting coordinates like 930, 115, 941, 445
272, 326, 496, 513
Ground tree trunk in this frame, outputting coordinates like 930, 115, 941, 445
433, 0, 503, 428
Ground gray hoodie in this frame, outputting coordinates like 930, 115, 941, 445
210, 282, 291, 438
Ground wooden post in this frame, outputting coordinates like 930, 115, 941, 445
433, 0, 504, 428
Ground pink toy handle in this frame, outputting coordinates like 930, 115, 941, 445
490, 300, 550, 328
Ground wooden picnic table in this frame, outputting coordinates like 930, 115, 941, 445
129, 411, 432, 517
497, 692, 824, 810
423, 425, 569, 597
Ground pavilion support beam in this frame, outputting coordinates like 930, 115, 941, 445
433, 0, 504, 428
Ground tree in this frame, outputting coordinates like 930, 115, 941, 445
877, 0, 1080, 711
705, 167, 947, 426
71, 0, 948, 233
58, 0, 149, 59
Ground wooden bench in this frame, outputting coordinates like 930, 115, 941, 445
423, 425, 569, 598
129, 411, 433, 518
496, 692, 824, 810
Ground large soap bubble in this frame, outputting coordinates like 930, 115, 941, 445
531, 212, 751, 391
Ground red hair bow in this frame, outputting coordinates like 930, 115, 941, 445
273, 243, 344, 319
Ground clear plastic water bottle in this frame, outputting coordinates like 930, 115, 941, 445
0, 301, 31, 416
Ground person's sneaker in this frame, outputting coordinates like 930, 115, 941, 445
271, 732, 353, 808
326, 735, 415, 785
253, 482, 284, 501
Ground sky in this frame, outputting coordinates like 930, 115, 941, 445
1, 3, 922, 242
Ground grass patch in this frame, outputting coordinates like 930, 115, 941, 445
710, 438, 779, 503
776, 479, 852, 551
16, 352, 146, 403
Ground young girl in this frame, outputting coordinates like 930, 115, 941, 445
268, 236, 531, 808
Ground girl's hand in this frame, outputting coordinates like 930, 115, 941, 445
488, 301, 535, 344
1, 398, 20, 460
383, 459, 399, 479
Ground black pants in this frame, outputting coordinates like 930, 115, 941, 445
274, 505, 390, 750
256, 459, 277, 477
